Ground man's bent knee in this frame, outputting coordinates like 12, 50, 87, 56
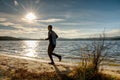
48, 51, 52, 54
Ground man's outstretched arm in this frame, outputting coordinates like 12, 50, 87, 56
56, 34, 58, 39
45, 38, 49, 40
45, 31, 51, 40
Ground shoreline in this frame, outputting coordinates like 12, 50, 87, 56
0, 53, 76, 66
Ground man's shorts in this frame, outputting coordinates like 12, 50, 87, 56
48, 44, 56, 53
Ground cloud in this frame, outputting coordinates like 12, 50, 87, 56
37, 18, 64, 22
60, 21, 97, 26
0, 12, 20, 22
0, 11, 47, 38
0, 21, 39, 33
14, 0, 19, 6
0, 22, 15, 26
0, 5, 119, 39
106, 29, 120, 37
35, 0, 40, 4
0, 24, 47, 39
0, 29, 13, 36
55, 29, 89, 38
0, 18, 7, 21
55, 28, 120, 38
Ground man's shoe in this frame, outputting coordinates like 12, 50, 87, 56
59, 56, 62, 62
48, 62, 55, 65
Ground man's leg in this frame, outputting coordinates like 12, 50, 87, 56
51, 45, 62, 61
51, 53, 62, 61
48, 45, 54, 64
48, 53, 54, 64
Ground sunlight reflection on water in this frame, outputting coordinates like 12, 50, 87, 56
0, 40, 120, 63
23, 41, 38, 57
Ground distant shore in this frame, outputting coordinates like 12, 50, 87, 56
0, 36, 120, 41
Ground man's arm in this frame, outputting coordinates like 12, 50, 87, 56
45, 33, 49, 40
45, 31, 51, 40
45, 38, 48, 40
56, 34, 58, 39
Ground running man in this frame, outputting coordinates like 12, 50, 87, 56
45, 25, 62, 65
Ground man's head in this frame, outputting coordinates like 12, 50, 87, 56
48, 25, 52, 30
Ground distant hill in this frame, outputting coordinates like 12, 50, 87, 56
105, 36, 120, 40
0, 36, 120, 40
58, 36, 120, 41
0, 36, 22, 40
0, 36, 44, 40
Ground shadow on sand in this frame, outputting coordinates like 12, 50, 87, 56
52, 64, 72, 80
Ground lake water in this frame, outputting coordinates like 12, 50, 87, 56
0, 40, 120, 63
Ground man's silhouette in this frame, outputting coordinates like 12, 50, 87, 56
45, 25, 62, 65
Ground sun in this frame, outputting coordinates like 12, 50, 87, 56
25, 12, 36, 21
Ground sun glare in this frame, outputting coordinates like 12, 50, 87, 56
25, 12, 36, 21
23, 41, 38, 57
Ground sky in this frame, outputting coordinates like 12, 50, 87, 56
0, 0, 120, 39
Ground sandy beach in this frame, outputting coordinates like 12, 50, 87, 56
0, 53, 74, 80
0, 53, 120, 80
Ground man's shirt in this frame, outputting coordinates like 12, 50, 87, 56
48, 30, 58, 46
